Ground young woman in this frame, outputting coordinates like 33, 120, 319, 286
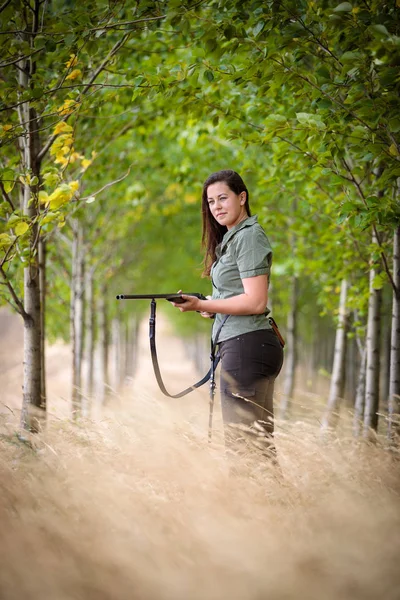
172, 170, 284, 457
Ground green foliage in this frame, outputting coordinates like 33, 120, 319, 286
0, 0, 399, 350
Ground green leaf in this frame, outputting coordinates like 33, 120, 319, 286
0, 233, 13, 248
40, 211, 59, 225
369, 24, 390, 39
340, 51, 362, 63
15, 222, 29, 236
7, 213, 22, 228
43, 172, 59, 188
1, 169, 15, 193
341, 201, 357, 214
333, 2, 353, 12
253, 21, 265, 37
372, 273, 385, 290
296, 112, 312, 124
204, 70, 214, 82
265, 113, 287, 125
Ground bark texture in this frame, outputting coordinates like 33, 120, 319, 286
85, 268, 95, 401
39, 238, 47, 412
71, 222, 85, 419
388, 225, 400, 442
363, 236, 382, 438
98, 288, 110, 404
353, 344, 367, 437
18, 15, 45, 431
322, 279, 349, 430
279, 275, 298, 419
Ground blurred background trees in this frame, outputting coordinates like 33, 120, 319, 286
1, 0, 399, 440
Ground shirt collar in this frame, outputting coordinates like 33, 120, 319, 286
220, 215, 258, 251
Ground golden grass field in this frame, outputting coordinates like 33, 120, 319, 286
1, 309, 400, 600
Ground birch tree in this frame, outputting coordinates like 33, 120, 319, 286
322, 279, 349, 430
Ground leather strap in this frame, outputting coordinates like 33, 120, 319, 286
149, 299, 229, 399
268, 316, 285, 348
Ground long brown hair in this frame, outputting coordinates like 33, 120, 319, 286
201, 170, 251, 276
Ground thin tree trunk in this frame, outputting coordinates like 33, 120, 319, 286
381, 312, 391, 418
98, 288, 110, 404
388, 225, 400, 443
71, 222, 85, 419
85, 267, 95, 402
363, 235, 382, 438
112, 317, 122, 391
125, 317, 137, 380
39, 238, 47, 413
279, 275, 298, 419
353, 342, 367, 437
132, 317, 139, 377
346, 336, 357, 406
322, 279, 349, 430
18, 14, 45, 432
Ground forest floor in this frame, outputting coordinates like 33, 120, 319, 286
1, 307, 400, 600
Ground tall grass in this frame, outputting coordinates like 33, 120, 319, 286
1, 391, 399, 600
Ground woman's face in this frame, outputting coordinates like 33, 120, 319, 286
206, 181, 247, 230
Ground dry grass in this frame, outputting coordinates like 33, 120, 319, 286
1, 392, 400, 600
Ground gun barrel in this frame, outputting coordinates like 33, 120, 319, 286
116, 293, 206, 300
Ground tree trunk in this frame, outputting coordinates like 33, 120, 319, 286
388, 225, 400, 443
322, 279, 349, 430
71, 222, 85, 419
17, 21, 45, 432
39, 238, 47, 413
353, 342, 367, 437
112, 317, 123, 392
345, 336, 357, 406
279, 275, 298, 419
125, 317, 138, 380
85, 267, 95, 403
98, 288, 110, 404
363, 236, 382, 438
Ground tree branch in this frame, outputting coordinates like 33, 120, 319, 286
0, 0, 11, 14
38, 33, 131, 161
0, 48, 42, 68
342, 158, 397, 294
0, 180, 16, 211
0, 237, 18, 268
87, 14, 167, 32
0, 13, 167, 36
268, 56, 388, 145
80, 164, 134, 200
0, 264, 30, 320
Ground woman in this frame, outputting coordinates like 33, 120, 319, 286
172, 170, 283, 458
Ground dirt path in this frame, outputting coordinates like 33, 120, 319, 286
0, 307, 222, 437
127, 314, 223, 438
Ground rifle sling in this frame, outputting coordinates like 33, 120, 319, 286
149, 299, 229, 398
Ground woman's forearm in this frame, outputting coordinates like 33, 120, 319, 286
197, 293, 267, 316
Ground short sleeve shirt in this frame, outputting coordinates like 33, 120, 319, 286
210, 215, 273, 343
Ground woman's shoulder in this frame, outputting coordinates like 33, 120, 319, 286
234, 220, 271, 246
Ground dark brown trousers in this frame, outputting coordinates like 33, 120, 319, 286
218, 329, 284, 455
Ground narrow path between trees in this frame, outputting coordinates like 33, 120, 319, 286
0, 308, 222, 440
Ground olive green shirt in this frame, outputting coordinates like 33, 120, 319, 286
211, 215, 273, 343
